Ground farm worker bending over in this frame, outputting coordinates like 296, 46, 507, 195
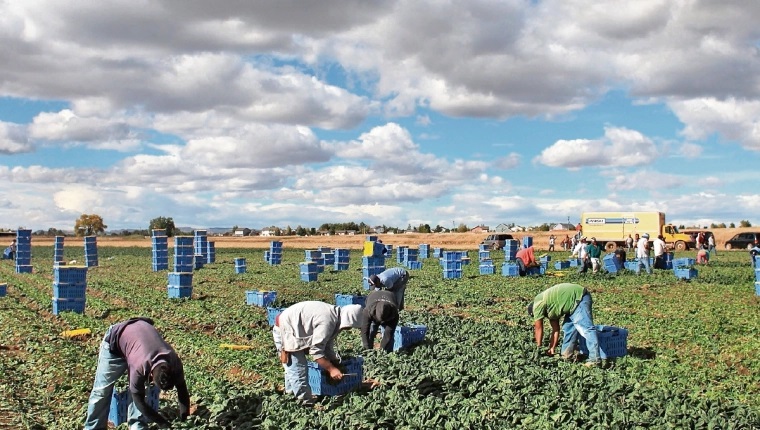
84, 317, 190, 430
527, 283, 600, 367
272, 302, 363, 406
368, 267, 409, 311
696, 248, 709, 265
360, 290, 400, 353
637, 233, 652, 274
515, 245, 539, 276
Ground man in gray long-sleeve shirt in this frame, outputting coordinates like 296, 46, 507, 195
360, 290, 400, 352
83, 317, 190, 430
272, 301, 363, 405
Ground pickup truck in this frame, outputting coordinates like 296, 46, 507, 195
480, 234, 515, 250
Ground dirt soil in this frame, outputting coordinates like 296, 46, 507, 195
25, 228, 754, 250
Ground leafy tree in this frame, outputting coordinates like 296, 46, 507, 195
740, 220, 752, 227
285, 225, 293, 236
729, 222, 735, 228
456, 223, 469, 233
47, 227, 65, 236
717, 223, 726, 228
149, 216, 176, 237
296, 226, 306, 236
273, 227, 282, 236
310, 227, 317, 235
74, 214, 107, 236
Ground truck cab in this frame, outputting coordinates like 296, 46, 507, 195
662, 224, 695, 251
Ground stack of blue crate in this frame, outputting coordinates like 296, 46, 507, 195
603, 253, 622, 274
362, 256, 385, 289
268, 241, 283, 265
539, 255, 550, 273
151, 229, 169, 272
194, 230, 208, 263
432, 247, 443, 259
461, 250, 471, 266
305, 250, 324, 273
0, 283, 6, 298
246, 290, 276, 306
504, 240, 519, 261
479, 249, 491, 262
174, 236, 194, 272
167, 272, 193, 298
53, 236, 65, 264
15, 229, 32, 274
300, 261, 318, 282
206, 241, 216, 264
522, 236, 533, 249
384, 244, 393, 260
84, 236, 99, 267
402, 247, 418, 265
234, 257, 246, 274
193, 253, 205, 270
441, 251, 463, 279
264, 250, 270, 262
755, 263, 760, 295
333, 248, 350, 271
673, 258, 698, 280
501, 261, 519, 277
660, 252, 673, 270
396, 246, 407, 264
479, 260, 495, 275
366, 235, 378, 242
419, 244, 430, 259
52, 266, 88, 314
319, 247, 334, 268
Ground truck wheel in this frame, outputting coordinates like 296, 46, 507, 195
675, 241, 686, 251
725, 243, 732, 250
604, 242, 617, 252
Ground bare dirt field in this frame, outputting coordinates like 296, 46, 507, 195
24, 228, 755, 250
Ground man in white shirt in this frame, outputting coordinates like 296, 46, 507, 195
637, 233, 652, 274
571, 237, 588, 272
652, 234, 667, 269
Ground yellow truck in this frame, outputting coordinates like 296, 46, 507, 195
580, 211, 695, 252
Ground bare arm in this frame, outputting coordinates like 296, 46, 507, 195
533, 319, 543, 347
547, 319, 561, 355
132, 392, 169, 427
315, 357, 343, 381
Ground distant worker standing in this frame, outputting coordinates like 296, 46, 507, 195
707, 234, 718, 256
637, 233, 652, 274
625, 235, 634, 253
527, 283, 600, 367
548, 235, 556, 252
368, 267, 410, 311
652, 235, 667, 270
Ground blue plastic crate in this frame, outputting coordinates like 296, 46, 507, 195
268, 258, 282, 266
234, 265, 246, 274
308, 357, 364, 396
673, 258, 695, 268
168, 272, 193, 287
305, 250, 322, 259
603, 254, 623, 273
361, 256, 385, 267
194, 257, 204, 269
366, 235, 378, 242
624, 261, 640, 273
234, 257, 246, 265
757, 269, 760, 282
301, 273, 318, 282
578, 325, 628, 359
462, 257, 471, 266
300, 262, 318, 273
335, 256, 350, 264
0, 283, 6, 297
174, 236, 194, 246
267, 307, 286, 326
478, 251, 491, 261
389, 324, 428, 351
52, 298, 85, 315
361, 267, 385, 278
539, 255, 551, 263
526, 265, 545, 276
152, 262, 169, 272
246, 291, 276, 307
84, 236, 97, 243
271, 241, 283, 249
54, 267, 88, 284
755, 259, 760, 269
501, 263, 519, 277
442, 251, 460, 262
522, 237, 533, 248
335, 248, 350, 257
443, 269, 462, 279
479, 264, 495, 275
152, 250, 169, 259
151, 229, 167, 237
167, 286, 192, 299
333, 262, 350, 271
53, 283, 86, 299
406, 261, 422, 270
362, 278, 372, 290
174, 264, 193, 273
755, 282, 760, 296
335, 294, 367, 307
322, 253, 335, 265
108, 385, 160, 426
16, 229, 32, 239
15, 265, 33, 274
554, 261, 570, 270
433, 248, 443, 258
674, 267, 698, 280
442, 261, 462, 271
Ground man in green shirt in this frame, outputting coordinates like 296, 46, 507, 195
584, 237, 603, 273
527, 283, 600, 366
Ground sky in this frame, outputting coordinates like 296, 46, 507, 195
1, 0, 759, 232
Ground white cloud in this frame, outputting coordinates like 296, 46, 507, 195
0, 121, 33, 154
677, 142, 704, 158
670, 97, 760, 150
493, 152, 521, 169
535, 126, 658, 168
29, 109, 141, 151
605, 170, 685, 191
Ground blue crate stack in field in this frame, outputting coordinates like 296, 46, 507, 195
363, 238, 385, 260
15, 229, 32, 273
0, 283, 6, 297
603, 253, 622, 274
305, 250, 325, 273
579, 325, 629, 359
419, 243, 430, 259
461, 250, 471, 266
84, 236, 98, 268
335, 293, 367, 307
504, 239, 519, 261
267, 241, 283, 265
333, 248, 350, 271
673, 258, 698, 280
52, 266, 88, 315
308, 357, 363, 396
319, 246, 334, 268
300, 261, 318, 282
173, 236, 194, 272
167, 272, 192, 298
53, 235, 65, 264
246, 290, 276, 307
432, 247, 443, 259
402, 247, 420, 270
194, 230, 208, 263
479, 260, 495, 275
502, 261, 519, 277
109, 385, 160, 427
522, 236, 533, 249
151, 229, 169, 271
234, 257, 246, 274
384, 244, 393, 260
661, 252, 674, 270
206, 241, 215, 264
395, 245, 407, 264
441, 251, 463, 279
362, 256, 386, 290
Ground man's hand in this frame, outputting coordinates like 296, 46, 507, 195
328, 367, 343, 381
279, 350, 289, 364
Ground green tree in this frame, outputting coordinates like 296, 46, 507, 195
456, 223, 469, 233
74, 214, 107, 236
285, 225, 293, 236
718, 223, 726, 228
149, 216, 176, 237
740, 220, 752, 227
729, 222, 735, 228
296, 226, 306, 236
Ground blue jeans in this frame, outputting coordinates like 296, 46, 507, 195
708, 245, 718, 256
84, 326, 149, 430
638, 256, 652, 274
272, 326, 313, 403
560, 293, 600, 363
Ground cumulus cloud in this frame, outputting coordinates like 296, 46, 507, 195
670, 97, 760, 150
535, 126, 658, 168
605, 170, 685, 191
0, 121, 33, 154
677, 142, 704, 158
493, 152, 520, 170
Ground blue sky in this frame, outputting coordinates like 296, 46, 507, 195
1, 0, 759, 231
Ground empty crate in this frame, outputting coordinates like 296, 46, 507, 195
246, 291, 277, 307
335, 294, 366, 307
578, 325, 628, 359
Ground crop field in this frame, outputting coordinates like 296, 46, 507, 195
1, 244, 759, 429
